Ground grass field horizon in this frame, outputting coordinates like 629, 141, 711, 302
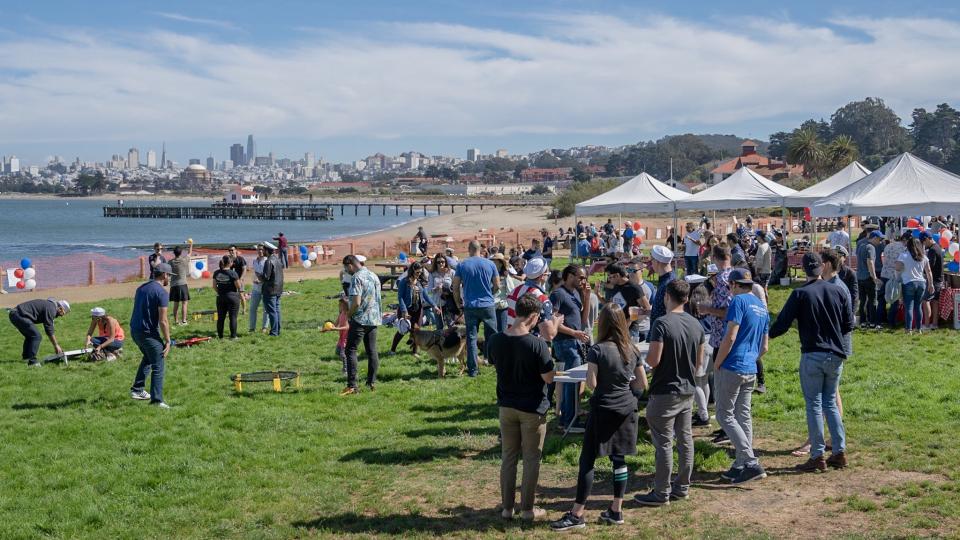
3, 266, 960, 539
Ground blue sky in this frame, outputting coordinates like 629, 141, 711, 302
3, 0, 960, 165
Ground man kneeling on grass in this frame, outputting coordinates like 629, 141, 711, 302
635, 279, 704, 507
712, 269, 769, 484
487, 294, 557, 522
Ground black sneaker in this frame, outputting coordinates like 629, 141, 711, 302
598, 508, 624, 525
26, 359, 42, 367
633, 490, 669, 507
730, 464, 767, 485
549, 512, 586, 532
754, 384, 766, 394
668, 491, 689, 502
720, 465, 744, 481
692, 416, 711, 427
712, 430, 729, 444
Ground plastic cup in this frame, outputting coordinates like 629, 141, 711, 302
629, 306, 640, 321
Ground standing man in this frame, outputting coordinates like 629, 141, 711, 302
273, 232, 289, 268
413, 226, 428, 256
712, 269, 769, 484
129, 263, 173, 408
601, 263, 650, 342
682, 222, 702, 277
921, 231, 944, 330
541, 228, 554, 269
340, 255, 382, 395
635, 280, 704, 506
227, 245, 248, 315
168, 243, 192, 325
261, 241, 284, 336
549, 264, 592, 432
834, 246, 859, 318
769, 252, 854, 472
856, 231, 884, 328
647, 245, 676, 342
248, 244, 270, 333
452, 240, 501, 377
622, 222, 635, 254
828, 222, 851, 254
148, 242, 166, 275
8, 298, 70, 366
754, 233, 772, 294
506, 258, 561, 339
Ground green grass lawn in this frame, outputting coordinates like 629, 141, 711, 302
2, 270, 960, 539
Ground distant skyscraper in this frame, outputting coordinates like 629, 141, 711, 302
305, 152, 315, 168
6, 156, 20, 173
467, 148, 480, 162
246, 135, 256, 165
128, 148, 140, 169
206, 156, 215, 171
222, 160, 234, 171
189, 159, 201, 166
268, 152, 275, 166
146, 150, 157, 168
230, 143, 245, 167
161, 142, 166, 170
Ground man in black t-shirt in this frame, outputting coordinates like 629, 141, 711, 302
635, 280, 704, 506
487, 295, 556, 521
148, 242, 166, 278
227, 245, 248, 314
549, 264, 592, 432
601, 263, 650, 341
921, 232, 944, 329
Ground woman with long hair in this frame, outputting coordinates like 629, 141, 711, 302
428, 253, 455, 329
212, 255, 242, 339
491, 254, 521, 332
550, 304, 647, 531
391, 261, 433, 355
895, 237, 934, 333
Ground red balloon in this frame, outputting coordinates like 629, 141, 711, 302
955, 251, 960, 263
13, 268, 23, 278
907, 218, 919, 228
632, 221, 641, 232
941, 236, 950, 249
16, 280, 25, 289
201, 270, 211, 278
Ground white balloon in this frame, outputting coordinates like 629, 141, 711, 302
25, 279, 37, 290
302, 260, 312, 269
308, 251, 318, 261
190, 270, 202, 279
23, 268, 36, 280
943, 230, 954, 241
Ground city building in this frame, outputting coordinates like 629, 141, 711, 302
230, 144, 245, 167
4, 156, 20, 173
206, 156, 215, 171
305, 152, 315, 168
146, 150, 157, 168
496, 149, 508, 158
467, 148, 480, 162
246, 134, 256, 165
520, 167, 572, 182
182, 163, 212, 189
222, 160, 234, 171
226, 185, 260, 204
433, 183, 556, 196
127, 148, 139, 169
161, 142, 166, 170
189, 159, 202, 166
709, 140, 804, 183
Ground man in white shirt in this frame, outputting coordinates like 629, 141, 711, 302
828, 222, 851, 254
682, 222, 702, 277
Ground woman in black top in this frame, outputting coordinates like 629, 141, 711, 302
551, 304, 648, 531
212, 255, 242, 339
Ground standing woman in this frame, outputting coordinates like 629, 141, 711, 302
492, 253, 521, 332
896, 237, 934, 334
429, 253, 455, 329
550, 304, 647, 531
212, 255, 242, 339
391, 261, 432, 355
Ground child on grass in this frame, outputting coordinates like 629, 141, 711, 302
321, 295, 350, 374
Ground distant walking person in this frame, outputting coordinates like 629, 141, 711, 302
8, 298, 70, 366
213, 255, 242, 339
682, 222, 702, 277
168, 243, 193, 325
452, 240, 501, 376
129, 263, 173, 409
248, 244, 271, 332
273, 232, 289, 268
769, 252, 854, 472
341, 255, 383, 395
635, 280, 704, 506
261, 241, 284, 336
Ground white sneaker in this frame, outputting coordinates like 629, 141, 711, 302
130, 390, 151, 400
151, 401, 171, 409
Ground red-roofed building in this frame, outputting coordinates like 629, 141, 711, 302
520, 167, 572, 182
709, 140, 803, 184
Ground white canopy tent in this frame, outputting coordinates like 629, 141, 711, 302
575, 172, 691, 215
783, 161, 871, 208
811, 153, 960, 217
675, 166, 798, 211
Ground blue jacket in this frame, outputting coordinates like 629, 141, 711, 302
397, 277, 434, 315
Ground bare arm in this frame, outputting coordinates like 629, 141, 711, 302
84, 320, 96, 345
646, 340, 663, 369
451, 275, 463, 307
630, 363, 649, 391
540, 371, 556, 384
696, 341, 705, 375
585, 362, 598, 391
97, 319, 118, 350
491, 274, 500, 295
159, 307, 171, 357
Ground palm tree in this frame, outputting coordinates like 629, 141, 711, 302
825, 135, 859, 173
787, 129, 825, 178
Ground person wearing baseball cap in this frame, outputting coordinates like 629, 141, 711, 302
711, 267, 770, 484
261, 240, 285, 336
503, 255, 559, 340
833, 245, 859, 319
770, 251, 855, 472
8, 297, 71, 366
855, 231, 884, 328
646, 245, 676, 343
129, 262, 173, 408
85, 307, 125, 360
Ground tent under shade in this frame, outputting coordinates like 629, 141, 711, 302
574, 172, 690, 215
675, 166, 797, 211
782, 161, 871, 208
811, 152, 960, 218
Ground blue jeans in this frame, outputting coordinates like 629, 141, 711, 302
685, 255, 699, 277
464, 306, 497, 376
131, 331, 165, 404
428, 308, 444, 330
553, 339, 583, 428
248, 287, 270, 331
902, 281, 925, 330
263, 294, 281, 336
799, 351, 846, 459
91, 336, 123, 352
495, 308, 508, 333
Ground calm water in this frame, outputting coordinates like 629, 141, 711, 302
0, 198, 430, 262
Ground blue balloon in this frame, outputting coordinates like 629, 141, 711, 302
398, 252, 408, 262
19, 258, 30, 270
912, 230, 921, 239
948, 261, 960, 273
933, 234, 941, 243
300, 253, 308, 261
195, 261, 203, 270
299, 245, 308, 253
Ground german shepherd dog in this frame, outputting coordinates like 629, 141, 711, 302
409, 325, 467, 378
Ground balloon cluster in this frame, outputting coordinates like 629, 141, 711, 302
189, 259, 211, 280
299, 245, 316, 269
948, 241, 960, 273
13, 258, 37, 290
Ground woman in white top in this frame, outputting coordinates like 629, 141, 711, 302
895, 237, 934, 334
428, 253, 455, 330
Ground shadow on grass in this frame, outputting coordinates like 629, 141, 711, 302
404, 425, 499, 438
375, 368, 438, 383
339, 444, 500, 464
410, 402, 499, 423
292, 505, 516, 535
12, 398, 88, 410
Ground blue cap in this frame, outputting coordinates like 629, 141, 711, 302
729, 268, 754, 285
869, 230, 885, 239
919, 231, 932, 241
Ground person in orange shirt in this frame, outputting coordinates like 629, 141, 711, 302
85, 307, 125, 360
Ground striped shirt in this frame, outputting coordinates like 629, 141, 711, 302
505, 281, 554, 332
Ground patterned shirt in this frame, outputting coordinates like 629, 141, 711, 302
880, 241, 907, 280
708, 267, 733, 348
505, 281, 554, 333
348, 267, 382, 326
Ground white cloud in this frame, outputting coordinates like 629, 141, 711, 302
2, 13, 960, 149
152, 12, 239, 30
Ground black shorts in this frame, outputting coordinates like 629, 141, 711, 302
170, 284, 190, 302
925, 284, 942, 302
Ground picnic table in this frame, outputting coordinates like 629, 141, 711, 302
375, 262, 408, 290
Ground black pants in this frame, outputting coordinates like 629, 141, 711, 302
756, 358, 765, 386
576, 449, 627, 504
346, 320, 379, 388
216, 292, 241, 338
858, 279, 877, 324
9, 311, 42, 361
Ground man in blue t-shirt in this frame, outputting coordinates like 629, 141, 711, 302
452, 240, 501, 376
712, 268, 769, 484
129, 262, 173, 408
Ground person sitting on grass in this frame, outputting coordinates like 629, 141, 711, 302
487, 294, 556, 522
635, 279, 704, 507
85, 307, 125, 360
550, 304, 647, 531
